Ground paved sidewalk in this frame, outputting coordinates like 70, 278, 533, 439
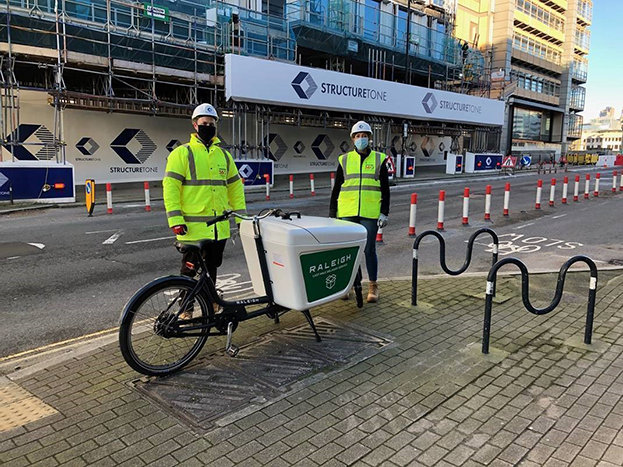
2, 270, 623, 467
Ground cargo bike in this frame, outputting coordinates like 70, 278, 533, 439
119, 209, 368, 376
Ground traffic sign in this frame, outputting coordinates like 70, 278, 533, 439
502, 156, 517, 168
85, 179, 95, 216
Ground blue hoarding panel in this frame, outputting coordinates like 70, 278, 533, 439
0, 166, 74, 201
235, 160, 274, 186
474, 154, 502, 171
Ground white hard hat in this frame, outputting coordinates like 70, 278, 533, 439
350, 121, 372, 137
192, 103, 219, 122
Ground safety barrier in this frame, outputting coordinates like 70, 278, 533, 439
481, 255, 598, 354
144, 182, 151, 212
411, 228, 499, 306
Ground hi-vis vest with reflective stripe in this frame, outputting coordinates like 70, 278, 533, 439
337, 150, 386, 219
163, 134, 246, 241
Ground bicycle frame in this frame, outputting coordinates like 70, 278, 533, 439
168, 215, 286, 338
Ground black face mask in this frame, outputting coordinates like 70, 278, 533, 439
197, 125, 216, 143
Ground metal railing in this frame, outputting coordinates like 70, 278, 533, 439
411, 228, 499, 306
482, 256, 598, 354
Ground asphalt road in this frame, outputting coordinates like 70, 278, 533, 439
1, 167, 621, 358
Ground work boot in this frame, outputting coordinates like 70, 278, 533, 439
367, 282, 379, 303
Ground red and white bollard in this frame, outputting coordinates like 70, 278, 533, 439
594, 173, 600, 197
549, 178, 556, 207
330, 172, 335, 190
376, 226, 384, 243
584, 174, 590, 199
462, 187, 470, 225
535, 179, 543, 210
408, 193, 417, 237
613, 171, 618, 193
289, 175, 294, 199
484, 185, 492, 221
437, 190, 445, 231
562, 177, 568, 204
503, 183, 510, 217
264, 174, 270, 201
573, 175, 580, 202
106, 182, 113, 214
310, 174, 316, 196
144, 181, 151, 212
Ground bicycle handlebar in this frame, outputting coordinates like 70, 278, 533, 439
205, 209, 279, 228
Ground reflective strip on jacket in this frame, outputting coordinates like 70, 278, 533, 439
163, 134, 246, 241
337, 150, 387, 219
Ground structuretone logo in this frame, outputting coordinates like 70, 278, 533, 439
291, 72, 318, 99
292, 71, 387, 102
422, 93, 438, 114
76, 137, 100, 156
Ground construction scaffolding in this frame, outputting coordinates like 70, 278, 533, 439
0, 0, 496, 165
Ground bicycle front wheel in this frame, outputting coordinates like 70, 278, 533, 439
119, 277, 214, 376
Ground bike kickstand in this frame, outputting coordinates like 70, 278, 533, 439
301, 310, 322, 342
225, 322, 239, 357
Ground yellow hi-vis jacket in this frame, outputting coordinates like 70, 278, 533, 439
163, 134, 246, 241
337, 150, 387, 219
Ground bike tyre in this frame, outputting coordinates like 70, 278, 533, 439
119, 276, 214, 376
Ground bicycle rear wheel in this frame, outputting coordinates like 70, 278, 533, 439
119, 277, 214, 376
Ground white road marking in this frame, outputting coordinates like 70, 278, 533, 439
7, 256, 20, 260
552, 214, 567, 219
27, 243, 45, 250
515, 223, 534, 230
120, 204, 144, 208
86, 229, 117, 235
103, 230, 124, 245
125, 236, 174, 245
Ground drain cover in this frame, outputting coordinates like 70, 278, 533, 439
133, 318, 393, 432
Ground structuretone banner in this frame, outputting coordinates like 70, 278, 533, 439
225, 54, 505, 126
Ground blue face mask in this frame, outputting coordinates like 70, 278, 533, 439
354, 137, 369, 151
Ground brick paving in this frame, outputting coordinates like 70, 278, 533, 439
2, 270, 623, 466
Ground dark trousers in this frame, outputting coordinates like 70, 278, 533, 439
341, 217, 379, 282
180, 240, 227, 284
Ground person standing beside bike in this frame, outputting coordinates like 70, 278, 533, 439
163, 103, 246, 283
329, 120, 390, 303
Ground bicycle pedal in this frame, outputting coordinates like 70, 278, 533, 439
226, 344, 239, 357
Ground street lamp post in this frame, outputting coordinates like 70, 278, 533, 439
405, 0, 411, 84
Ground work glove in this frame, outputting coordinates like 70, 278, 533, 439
377, 214, 388, 229
172, 224, 188, 236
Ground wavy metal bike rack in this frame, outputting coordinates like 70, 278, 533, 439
412, 228, 499, 306
482, 256, 598, 354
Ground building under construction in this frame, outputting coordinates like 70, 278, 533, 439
0, 0, 504, 199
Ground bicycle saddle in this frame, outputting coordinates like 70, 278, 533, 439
175, 239, 218, 254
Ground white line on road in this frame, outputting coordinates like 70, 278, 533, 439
7, 256, 20, 260
85, 229, 117, 234
27, 243, 45, 250
552, 214, 567, 219
515, 223, 534, 230
125, 236, 174, 244
103, 230, 124, 245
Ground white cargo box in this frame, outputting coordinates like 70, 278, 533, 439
240, 215, 367, 311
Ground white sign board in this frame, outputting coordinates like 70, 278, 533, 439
226, 54, 505, 126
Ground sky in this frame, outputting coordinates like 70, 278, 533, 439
583, 0, 623, 121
